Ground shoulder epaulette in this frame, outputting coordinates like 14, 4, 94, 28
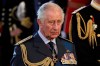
72, 6, 86, 14
59, 36, 73, 43
15, 35, 33, 45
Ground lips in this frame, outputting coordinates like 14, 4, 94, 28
51, 32, 59, 35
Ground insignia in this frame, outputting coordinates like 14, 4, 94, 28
61, 52, 77, 64
21, 17, 33, 28
72, 6, 86, 14
15, 35, 33, 45
52, 49, 58, 63
92, 23, 97, 30
90, 15, 97, 30
52, 57, 58, 63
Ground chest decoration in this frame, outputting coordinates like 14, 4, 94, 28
61, 50, 77, 64
92, 15, 97, 30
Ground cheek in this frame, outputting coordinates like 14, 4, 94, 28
58, 26, 62, 31
43, 25, 51, 33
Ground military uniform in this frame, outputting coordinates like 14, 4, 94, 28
0, 0, 20, 66
0, 0, 36, 66
69, 0, 100, 66
64, 0, 91, 35
11, 33, 77, 66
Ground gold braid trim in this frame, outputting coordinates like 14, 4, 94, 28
10, 6, 18, 20
69, 13, 88, 41
76, 13, 97, 48
76, 13, 89, 39
20, 44, 54, 66
69, 15, 73, 42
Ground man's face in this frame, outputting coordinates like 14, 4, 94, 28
95, 0, 100, 4
38, 9, 63, 40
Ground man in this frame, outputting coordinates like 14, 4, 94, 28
11, 2, 77, 66
69, 0, 100, 66
64, 0, 91, 37
0, 0, 20, 66
10, 1, 34, 43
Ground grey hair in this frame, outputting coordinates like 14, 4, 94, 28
37, 2, 64, 23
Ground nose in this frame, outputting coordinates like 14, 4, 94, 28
53, 22, 59, 30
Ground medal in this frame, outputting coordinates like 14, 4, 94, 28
61, 52, 77, 64
92, 23, 97, 30
52, 49, 58, 63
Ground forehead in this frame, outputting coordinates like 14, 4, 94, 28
44, 9, 62, 19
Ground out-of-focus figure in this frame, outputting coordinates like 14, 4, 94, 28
69, 0, 100, 66
10, 1, 33, 43
63, 0, 91, 38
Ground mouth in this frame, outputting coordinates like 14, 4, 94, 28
51, 32, 59, 35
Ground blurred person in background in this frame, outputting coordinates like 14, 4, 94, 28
0, 0, 35, 66
0, 0, 20, 66
69, 0, 100, 66
63, 0, 91, 38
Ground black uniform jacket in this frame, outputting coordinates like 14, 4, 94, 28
69, 4, 100, 66
11, 33, 77, 66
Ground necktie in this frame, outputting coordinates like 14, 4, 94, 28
48, 42, 54, 50
48, 42, 58, 63
48, 42, 56, 54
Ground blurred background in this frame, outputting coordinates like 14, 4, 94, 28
0, 0, 91, 66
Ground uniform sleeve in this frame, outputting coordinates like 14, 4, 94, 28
10, 45, 25, 66
69, 13, 79, 43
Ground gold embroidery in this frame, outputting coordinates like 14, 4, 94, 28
76, 13, 97, 48
69, 13, 97, 49
20, 44, 54, 66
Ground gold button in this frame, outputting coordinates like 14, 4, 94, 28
97, 60, 100, 63
97, 34, 100, 37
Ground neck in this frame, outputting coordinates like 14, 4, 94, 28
91, 0, 100, 11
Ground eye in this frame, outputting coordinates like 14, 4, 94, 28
48, 20, 62, 25
48, 20, 54, 25
57, 20, 62, 24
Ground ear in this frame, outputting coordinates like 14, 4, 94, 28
37, 19, 42, 26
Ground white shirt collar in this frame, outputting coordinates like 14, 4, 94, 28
91, 0, 100, 11
38, 30, 56, 45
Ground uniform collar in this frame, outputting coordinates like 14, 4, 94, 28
38, 30, 56, 45
91, 0, 100, 11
